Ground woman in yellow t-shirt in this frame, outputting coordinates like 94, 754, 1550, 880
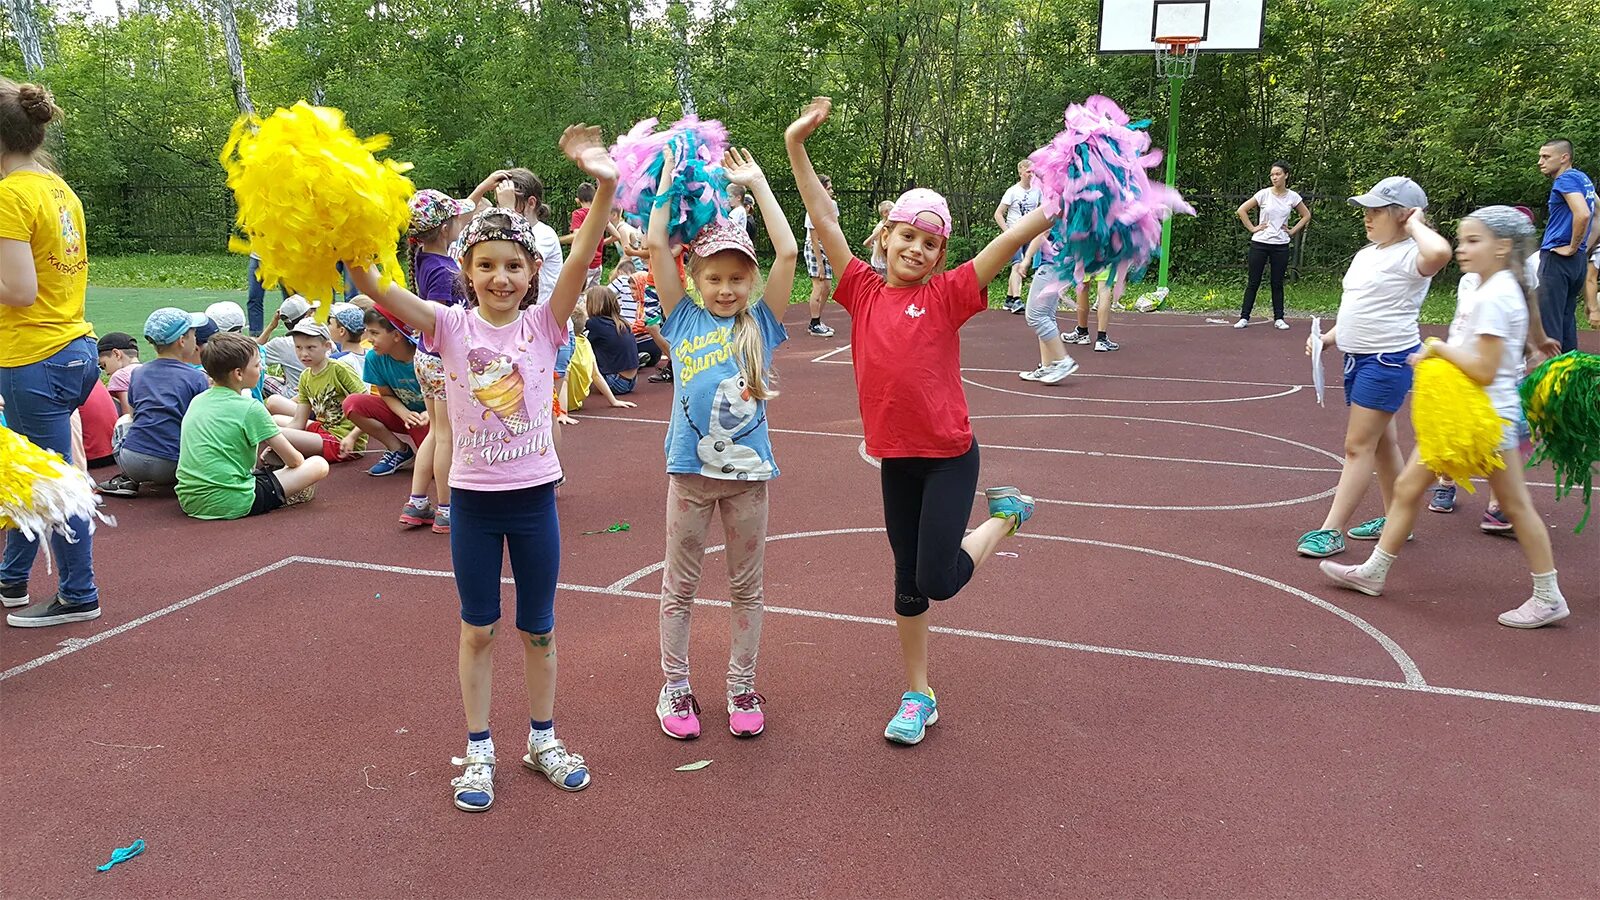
0, 80, 101, 628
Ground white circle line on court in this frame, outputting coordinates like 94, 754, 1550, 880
606, 527, 1420, 683
963, 375, 1302, 405
9, 555, 1595, 715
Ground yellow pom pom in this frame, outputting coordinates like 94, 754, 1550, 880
221, 102, 414, 313
0, 425, 110, 545
1411, 357, 1507, 492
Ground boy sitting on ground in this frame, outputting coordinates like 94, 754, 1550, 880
176, 332, 328, 520
96, 308, 212, 497
272, 319, 367, 462
342, 305, 428, 476
255, 294, 318, 391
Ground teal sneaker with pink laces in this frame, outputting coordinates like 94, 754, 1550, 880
883, 691, 938, 745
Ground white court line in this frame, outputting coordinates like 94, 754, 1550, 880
964, 376, 1302, 405
809, 343, 852, 363
6, 554, 1595, 714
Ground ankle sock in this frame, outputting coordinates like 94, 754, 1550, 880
1532, 570, 1564, 604
408, 493, 427, 505
810, 317, 821, 328
1355, 547, 1397, 581
529, 718, 555, 749
467, 729, 494, 758
1097, 331, 1107, 340
436, 503, 449, 515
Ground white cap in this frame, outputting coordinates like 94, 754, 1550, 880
204, 300, 247, 333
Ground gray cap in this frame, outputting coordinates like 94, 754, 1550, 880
1349, 176, 1428, 210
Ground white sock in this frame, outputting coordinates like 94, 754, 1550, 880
1355, 547, 1397, 581
1531, 570, 1564, 605
467, 736, 495, 759
529, 722, 556, 749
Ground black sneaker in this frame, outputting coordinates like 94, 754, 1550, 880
6, 596, 101, 628
1007, 298, 1025, 315
0, 582, 27, 609
96, 473, 140, 497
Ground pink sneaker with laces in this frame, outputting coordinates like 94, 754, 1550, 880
728, 691, 766, 738
1497, 597, 1569, 629
656, 684, 700, 739
1319, 560, 1385, 596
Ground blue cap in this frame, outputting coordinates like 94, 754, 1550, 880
144, 307, 210, 345
329, 303, 366, 337
194, 318, 220, 346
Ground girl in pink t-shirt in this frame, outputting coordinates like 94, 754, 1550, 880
349, 124, 617, 813
786, 97, 1052, 746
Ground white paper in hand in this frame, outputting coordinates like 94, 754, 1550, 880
1310, 316, 1326, 407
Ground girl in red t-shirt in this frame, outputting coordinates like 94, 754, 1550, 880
786, 96, 1055, 745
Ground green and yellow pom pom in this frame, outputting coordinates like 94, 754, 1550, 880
1519, 351, 1600, 533
1411, 356, 1507, 492
0, 425, 109, 548
221, 102, 414, 317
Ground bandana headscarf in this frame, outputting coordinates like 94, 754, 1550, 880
458, 207, 543, 261
1465, 204, 1536, 239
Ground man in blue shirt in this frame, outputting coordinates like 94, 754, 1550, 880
1537, 138, 1596, 352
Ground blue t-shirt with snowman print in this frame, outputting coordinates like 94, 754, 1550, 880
662, 299, 787, 481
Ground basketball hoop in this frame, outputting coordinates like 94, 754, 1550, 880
1154, 36, 1199, 80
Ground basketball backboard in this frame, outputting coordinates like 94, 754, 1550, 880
1097, 0, 1265, 54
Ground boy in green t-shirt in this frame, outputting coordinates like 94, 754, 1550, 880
272, 319, 368, 462
176, 333, 330, 520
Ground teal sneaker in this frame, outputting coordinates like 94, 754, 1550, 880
1347, 516, 1414, 542
884, 691, 938, 745
985, 486, 1035, 536
1297, 529, 1344, 558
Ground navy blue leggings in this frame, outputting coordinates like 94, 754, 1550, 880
880, 439, 980, 616
450, 483, 560, 634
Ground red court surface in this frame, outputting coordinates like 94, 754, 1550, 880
3, 308, 1597, 898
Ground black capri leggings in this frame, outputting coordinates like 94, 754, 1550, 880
880, 439, 981, 616
1239, 241, 1291, 320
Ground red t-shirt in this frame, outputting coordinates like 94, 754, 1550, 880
833, 257, 987, 458
570, 207, 604, 269
78, 380, 119, 463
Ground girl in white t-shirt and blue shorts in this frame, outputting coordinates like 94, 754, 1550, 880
1301, 177, 1451, 559
1322, 206, 1570, 628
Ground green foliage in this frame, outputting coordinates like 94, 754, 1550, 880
7, 0, 1597, 278
90, 253, 245, 289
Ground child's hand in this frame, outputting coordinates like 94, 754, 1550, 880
721, 148, 766, 188
556, 412, 578, 426
494, 179, 518, 210
609, 398, 637, 409
785, 97, 832, 144
561, 125, 617, 182
1408, 339, 1438, 367
403, 409, 429, 429
1304, 333, 1321, 357
656, 146, 676, 195
337, 431, 359, 457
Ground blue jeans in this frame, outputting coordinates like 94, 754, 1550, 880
246, 256, 286, 336
0, 336, 100, 603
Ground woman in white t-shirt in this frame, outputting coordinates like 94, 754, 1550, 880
1322, 206, 1570, 628
1234, 161, 1311, 329
1300, 177, 1450, 559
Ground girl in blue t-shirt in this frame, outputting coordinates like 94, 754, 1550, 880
645, 146, 797, 741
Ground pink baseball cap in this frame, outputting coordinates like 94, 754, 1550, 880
689, 219, 757, 262
887, 188, 952, 238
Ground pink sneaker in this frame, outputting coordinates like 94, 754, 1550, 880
728, 691, 766, 738
656, 685, 700, 739
1497, 597, 1570, 629
1319, 560, 1385, 596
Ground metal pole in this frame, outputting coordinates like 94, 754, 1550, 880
1156, 75, 1182, 290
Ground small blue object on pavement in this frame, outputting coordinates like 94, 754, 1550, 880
96, 839, 146, 872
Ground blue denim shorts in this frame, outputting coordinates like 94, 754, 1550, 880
1342, 346, 1419, 413
554, 330, 575, 377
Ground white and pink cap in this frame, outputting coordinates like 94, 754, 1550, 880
689, 219, 757, 262
887, 188, 952, 238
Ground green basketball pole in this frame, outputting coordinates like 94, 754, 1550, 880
1156, 75, 1181, 290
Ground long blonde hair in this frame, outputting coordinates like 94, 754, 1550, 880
687, 252, 778, 401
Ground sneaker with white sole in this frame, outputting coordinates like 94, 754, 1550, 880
1319, 560, 1385, 597
96, 473, 139, 497
1347, 516, 1412, 541
884, 691, 938, 745
1233, 318, 1249, 329
0, 582, 27, 609
1497, 596, 1570, 629
6, 596, 102, 628
523, 737, 591, 791
1061, 329, 1092, 345
449, 753, 495, 812
1094, 336, 1120, 352
1273, 319, 1291, 330
368, 446, 415, 476
656, 684, 701, 739
1297, 528, 1344, 557
728, 690, 766, 737
808, 323, 835, 338
1018, 365, 1048, 382
1037, 356, 1078, 384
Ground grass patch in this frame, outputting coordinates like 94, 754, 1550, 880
90, 253, 245, 290
86, 286, 249, 343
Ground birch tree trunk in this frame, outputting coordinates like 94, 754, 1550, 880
5, 0, 47, 73
669, 0, 696, 117
212, 0, 255, 116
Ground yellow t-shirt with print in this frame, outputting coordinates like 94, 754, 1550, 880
0, 171, 92, 366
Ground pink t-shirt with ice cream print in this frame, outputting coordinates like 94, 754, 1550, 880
433, 302, 567, 491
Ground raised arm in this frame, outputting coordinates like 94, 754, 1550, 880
971, 207, 1054, 284
1406, 210, 1452, 277
784, 97, 856, 275
468, 169, 512, 205
723, 148, 798, 317
646, 146, 688, 318
346, 265, 436, 339
550, 125, 617, 326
